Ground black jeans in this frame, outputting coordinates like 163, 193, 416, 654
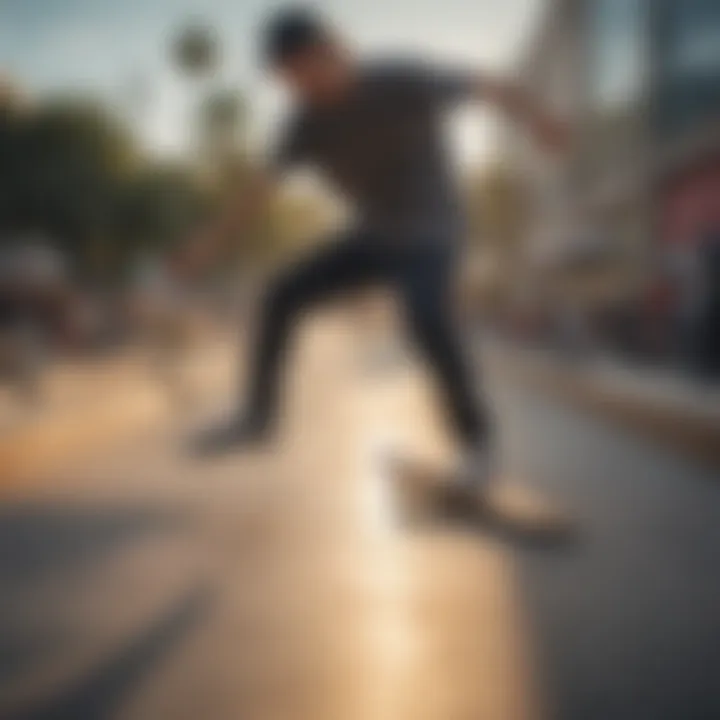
244, 229, 489, 445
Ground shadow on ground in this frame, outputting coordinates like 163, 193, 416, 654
9, 587, 211, 720
0, 504, 186, 586
0, 503, 193, 711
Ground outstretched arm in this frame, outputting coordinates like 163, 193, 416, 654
472, 73, 570, 152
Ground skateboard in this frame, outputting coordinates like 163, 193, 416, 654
388, 455, 579, 545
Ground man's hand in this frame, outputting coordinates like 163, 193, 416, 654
531, 113, 572, 154
478, 75, 571, 154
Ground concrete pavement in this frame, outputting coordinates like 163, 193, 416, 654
0, 313, 538, 720
0, 343, 231, 492
2, 312, 720, 719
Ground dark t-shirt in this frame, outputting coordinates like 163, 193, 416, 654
273, 60, 475, 242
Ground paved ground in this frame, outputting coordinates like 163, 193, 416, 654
1, 312, 720, 720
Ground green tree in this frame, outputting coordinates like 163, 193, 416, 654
197, 89, 247, 161
466, 163, 527, 251
0, 95, 216, 283
114, 163, 213, 278
463, 163, 529, 304
0, 98, 137, 278
171, 22, 220, 79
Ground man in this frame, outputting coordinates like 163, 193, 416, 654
182, 8, 567, 492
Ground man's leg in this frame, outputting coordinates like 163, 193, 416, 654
397, 246, 493, 475
246, 235, 386, 432
195, 232, 385, 453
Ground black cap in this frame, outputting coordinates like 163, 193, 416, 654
262, 7, 329, 68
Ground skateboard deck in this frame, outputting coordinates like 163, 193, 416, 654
388, 455, 578, 544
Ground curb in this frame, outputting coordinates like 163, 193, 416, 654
486, 347, 720, 470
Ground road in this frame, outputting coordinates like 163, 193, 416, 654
1, 312, 719, 720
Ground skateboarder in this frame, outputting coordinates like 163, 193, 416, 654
180, 8, 567, 490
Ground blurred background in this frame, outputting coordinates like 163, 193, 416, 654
0, 1, 719, 719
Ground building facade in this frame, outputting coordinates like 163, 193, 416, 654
653, 0, 720, 248
507, 0, 720, 318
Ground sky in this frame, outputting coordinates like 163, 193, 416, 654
0, 0, 541, 165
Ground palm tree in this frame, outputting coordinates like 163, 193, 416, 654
171, 22, 220, 79
198, 89, 247, 160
